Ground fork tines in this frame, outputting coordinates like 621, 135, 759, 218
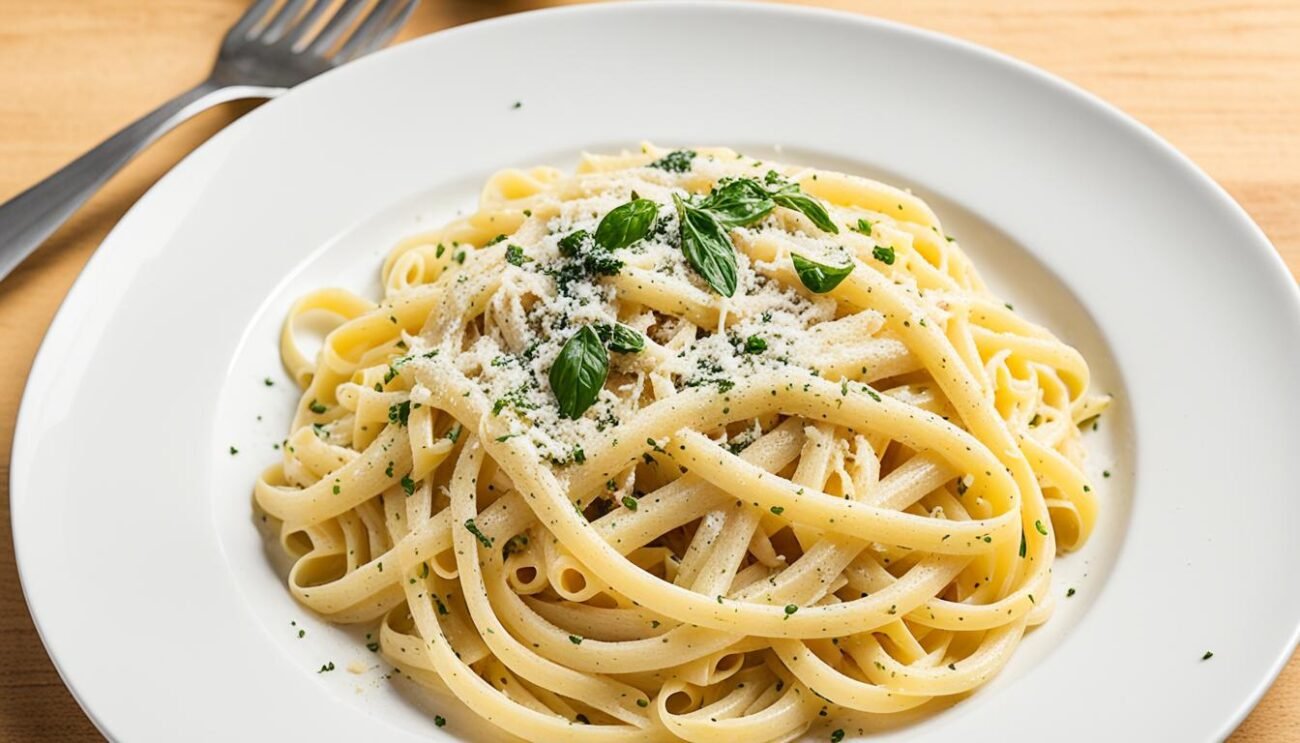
226, 0, 418, 61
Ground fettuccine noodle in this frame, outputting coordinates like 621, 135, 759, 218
255, 144, 1107, 741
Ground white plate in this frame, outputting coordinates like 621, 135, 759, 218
13, 3, 1300, 741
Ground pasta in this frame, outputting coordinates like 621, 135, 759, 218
254, 144, 1108, 741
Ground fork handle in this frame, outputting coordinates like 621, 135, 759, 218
0, 79, 283, 283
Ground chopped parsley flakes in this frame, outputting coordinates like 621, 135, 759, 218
464, 518, 494, 549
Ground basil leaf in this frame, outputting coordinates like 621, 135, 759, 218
595, 199, 658, 250
772, 190, 839, 234
505, 244, 530, 266
851, 218, 873, 236
557, 229, 589, 257
649, 150, 696, 173
607, 324, 645, 354
674, 194, 738, 297
548, 326, 609, 419
699, 178, 774, 227
593, 322, 644, 353
791, 252, 854, 293
872, 245, 896, 265
762, 172, 838, 233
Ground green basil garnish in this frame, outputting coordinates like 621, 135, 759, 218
659, 173, 839, 296
674, 194, 738, 297
557, 229, 589, 257
772, 190, 838, 233
764, 171, 838, 233
699, 178, 774, 227
606, 324, 645, 354
505, 244, 529, 266
872, 245, 896, 265
649, 150, 696, 173
548, 326, 609, 419
595, 198, 658, 250
792, 252, 854, 293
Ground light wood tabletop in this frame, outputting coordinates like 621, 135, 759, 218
1, 1, 1297, 740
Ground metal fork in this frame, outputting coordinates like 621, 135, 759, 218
0, 0, 418, 283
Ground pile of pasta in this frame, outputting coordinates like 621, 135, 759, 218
255, 145, 1107, 742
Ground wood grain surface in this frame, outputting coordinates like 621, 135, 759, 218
1, 1, 1296, 739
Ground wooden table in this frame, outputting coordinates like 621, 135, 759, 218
1, 1, 1296, 739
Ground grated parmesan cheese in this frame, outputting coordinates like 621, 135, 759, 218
407, 162, 907, 465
